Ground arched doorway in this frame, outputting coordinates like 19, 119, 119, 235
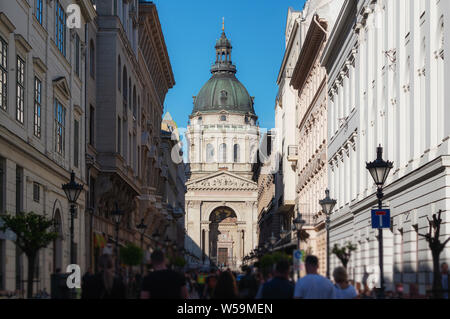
209, 207, 238, 269
53, 210, 63, 272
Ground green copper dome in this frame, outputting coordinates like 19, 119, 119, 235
192, 31, 255, 115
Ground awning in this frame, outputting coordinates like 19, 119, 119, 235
93, 233, 107, 249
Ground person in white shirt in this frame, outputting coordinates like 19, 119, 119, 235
332, 266, 358, 299
294, 255, 336, 299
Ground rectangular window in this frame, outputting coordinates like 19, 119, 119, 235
0, 157, 4, 214
33, 182, 40, 203
35, 0, 43, 25
89, 106, 95, 145
89, 176, 96, 210
75, 34, 80, 77
0, 37, 7, 111
34, 77, 42, 138
55, 100, 66, 155
16, 57, 25, 124
74, 119, 79, 168
55, 1, 66, 56
118, 117, 121, 154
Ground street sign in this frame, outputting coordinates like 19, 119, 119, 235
371, 209, 391, 229
293, 250, 303, 272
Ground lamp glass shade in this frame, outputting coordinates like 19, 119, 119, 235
62, 171, 83, 203
319, 189, 337, 215
269, 233, 277, 246
293, 213, 306, 231
136, 219, 147, 234
366, 146, 394, 186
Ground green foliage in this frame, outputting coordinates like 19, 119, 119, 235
331, 242, 357, 269
0, 212, 58, 299
120, 243, 144, 267
259, 251, 292, 273
172, 256, 187, 268
0, 212, 58, 257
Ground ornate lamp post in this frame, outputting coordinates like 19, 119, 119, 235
62, 171, 83, 299
152, 230, 161, 249
319, 189, 337, 279
62, 171, 83, 266
136, 218, 147, 275
293, 212, 306, 279
366, 145, 393, 299
269, 232, 277, 251
111, 202, 124, 275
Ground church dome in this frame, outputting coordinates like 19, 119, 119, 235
193, 73, 255, 114
192, 29, 256, 115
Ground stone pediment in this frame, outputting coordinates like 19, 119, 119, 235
186, 171, 257, 191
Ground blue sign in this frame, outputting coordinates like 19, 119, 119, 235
371, 209, 391, 229
294, 250, 303, 261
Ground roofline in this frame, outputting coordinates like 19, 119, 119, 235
290, 16, 327, 91
320, 0, 356, 69
277, 15, 301, 84
139, 1, 175, 88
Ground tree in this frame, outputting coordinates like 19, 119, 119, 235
418, 210, 450, 299
0, 212, 58, 299
120, 243, 144, 268
332, 242, 357, 270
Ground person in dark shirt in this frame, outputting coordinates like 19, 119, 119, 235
238, 266, 259, 299
82, 254, 126, 299
260, 259, 294, 299
212, 270, 239, 299
140, 250, 188, 299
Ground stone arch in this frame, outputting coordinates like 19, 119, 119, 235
52, 203, 64, 272
204, 202, 243, 222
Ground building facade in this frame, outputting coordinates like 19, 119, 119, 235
322, 0, 450, 295
289, 0, 343, 277
0, 0, 96, 295
184, 28, 259, 270
87, 0, 175, 272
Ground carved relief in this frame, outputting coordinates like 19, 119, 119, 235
188, 173, 258, 191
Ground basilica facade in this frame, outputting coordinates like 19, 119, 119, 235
184, 28, 259, 270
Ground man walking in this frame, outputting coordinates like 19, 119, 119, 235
294, 255, 335, 299
259, 259, 295, 299
140, 250, 188, 299
441, 262, 449, 299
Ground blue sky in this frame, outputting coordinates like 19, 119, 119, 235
151, 0, 306, 130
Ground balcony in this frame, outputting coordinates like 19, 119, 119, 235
287, 145, 298, 163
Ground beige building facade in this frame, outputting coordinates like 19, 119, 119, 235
0, 0, 96, 295
185, 28, 259, 270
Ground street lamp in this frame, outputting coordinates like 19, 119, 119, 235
111, 202, 124, 275
62, 171, 83, 266
62, 171, 83, 299
136, 218, 147, 275
269, 232, 277, 251
319, 189, 337, 279
366, 145, 393, 299
293, 212, 306, 279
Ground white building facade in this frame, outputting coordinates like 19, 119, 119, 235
0, 0, 96, 295
184, 29, 259, 270
322, 0, 450, 295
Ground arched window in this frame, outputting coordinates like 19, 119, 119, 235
233, 144, 240, 163
128, 78, 132, 108
206, 144, 214, 163
90, 40, 95, 78
118, 56, 121, 91
133, 86, 137, 118
122, 66, 127, 101
219, 143, 227, 163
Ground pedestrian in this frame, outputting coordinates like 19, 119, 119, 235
238, 266, 259, 299
294, 255, 336, 299
140, 250, 188, 299
202, 270, 218, 299
82, 254, 126, 299
259, 259, 295, 299
441, 262, 449, 299
332, 267, 358, 299
212, 271, 239, 299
